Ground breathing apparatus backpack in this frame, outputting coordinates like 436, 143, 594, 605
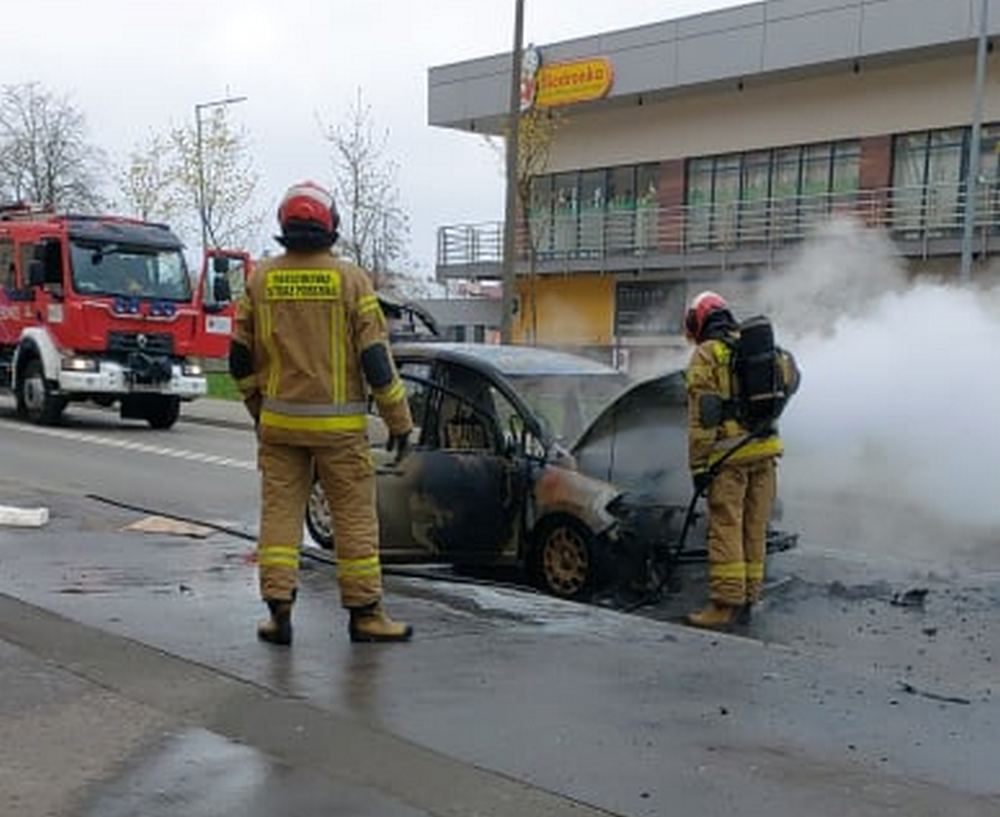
699, 315, 799, 433
728, 315, 799, 431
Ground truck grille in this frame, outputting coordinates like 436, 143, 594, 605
107, 331, 174, 355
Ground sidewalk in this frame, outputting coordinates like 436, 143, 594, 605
1, 488, 998, 817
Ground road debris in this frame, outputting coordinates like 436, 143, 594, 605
0, 505, 49, 527
123, 515, 214, 539
896, 681, 971, 706
890, 588, 929, 608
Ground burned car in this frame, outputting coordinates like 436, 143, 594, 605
306, 343, 793, 599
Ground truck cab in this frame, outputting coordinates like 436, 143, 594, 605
0, 206, 209, 428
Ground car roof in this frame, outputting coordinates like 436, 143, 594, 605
392, 342, 622, 377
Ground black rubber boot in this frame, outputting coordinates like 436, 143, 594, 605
348, 601, 413, 643
257, 600, 293, 646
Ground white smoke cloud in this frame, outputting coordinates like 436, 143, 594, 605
759, 218, 1000, 564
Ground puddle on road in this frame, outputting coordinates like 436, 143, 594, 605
78, 728, 423, 817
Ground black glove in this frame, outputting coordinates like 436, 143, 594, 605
692, 470, 713, 495
386, 431, 411, 463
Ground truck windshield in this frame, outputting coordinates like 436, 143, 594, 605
69, 241, 191, 301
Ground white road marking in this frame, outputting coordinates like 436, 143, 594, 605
2, 421, 256, 471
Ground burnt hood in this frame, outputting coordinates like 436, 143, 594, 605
571, 370, 691, 506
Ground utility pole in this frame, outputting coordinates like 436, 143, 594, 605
960, 0, 989, 284
194, 95, 248, 258
500, 0, 525, 343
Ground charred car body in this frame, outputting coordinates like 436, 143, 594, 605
306, 343, 795, 600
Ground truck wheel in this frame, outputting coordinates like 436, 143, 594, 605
17, 359, 67, 425
144, 396, 181, 430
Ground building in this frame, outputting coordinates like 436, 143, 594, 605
428, 0, 1000, 369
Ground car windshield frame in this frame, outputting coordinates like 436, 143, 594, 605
69, 240, 192, 302
504, 371, 631, 445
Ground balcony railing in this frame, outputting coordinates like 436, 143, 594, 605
436, 185, 1000, 270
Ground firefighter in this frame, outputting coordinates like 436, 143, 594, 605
683, 291, 783, 630
230, 181, 413, 645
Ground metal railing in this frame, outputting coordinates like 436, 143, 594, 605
436, 184, 1000, 269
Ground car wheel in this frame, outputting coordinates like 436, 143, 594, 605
144, 396, 181, 430
305, 477, 334, 549
532, 517, 604, 600
17, 358, 67, 425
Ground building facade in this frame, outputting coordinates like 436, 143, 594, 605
429, 0, 1000, 368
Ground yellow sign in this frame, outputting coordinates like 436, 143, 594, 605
266, 269, 341, 301
536, 57, 614, 108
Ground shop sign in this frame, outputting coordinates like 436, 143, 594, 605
536, 56, 614, 108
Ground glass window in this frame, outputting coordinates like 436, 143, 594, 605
686, 158, 713, 247
925, 128, 965, 233
771, 147, 801, 240
980, 125, 1000, 231
831, 141, 861, 197
578, 169, 606, 255
607, 166, 636, 254
528, 175, 553, 256
712, 156, 741, 247
552, 172, 578, 255
740, 151, 771, 242
636, 163, 660, 251
0, 240, 14, 290
615, 280, 686, 337
893, 132, 929, 232
69, 242, 191, 300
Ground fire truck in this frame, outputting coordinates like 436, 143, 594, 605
0, 205, 245, 429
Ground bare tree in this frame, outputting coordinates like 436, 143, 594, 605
322, 90, 409, 286
0, 82, 103, 210
116, 132, 181, 225
169, 106, 263, 250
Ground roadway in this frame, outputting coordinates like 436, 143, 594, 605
1, 397, 998, 816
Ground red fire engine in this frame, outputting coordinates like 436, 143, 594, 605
0, 204, 247, 429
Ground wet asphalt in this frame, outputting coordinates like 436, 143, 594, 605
1, 402, 999, 815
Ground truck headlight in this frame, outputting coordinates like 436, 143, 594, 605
61, 356, 98, 372
182, 363, 203, 376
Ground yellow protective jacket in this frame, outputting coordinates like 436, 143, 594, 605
231, 250, 412, 445
686, 337, 784, 475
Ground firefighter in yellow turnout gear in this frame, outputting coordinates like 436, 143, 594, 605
683, 292, 788, 630
230, 181, 413, 645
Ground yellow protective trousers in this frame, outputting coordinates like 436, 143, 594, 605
257, 433, 382, 609
705, 458, 776, 606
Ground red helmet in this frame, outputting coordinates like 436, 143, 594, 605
684, 290, 728, 341
277, 181, 339, 236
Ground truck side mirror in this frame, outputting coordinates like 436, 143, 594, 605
213, 275, 232, 303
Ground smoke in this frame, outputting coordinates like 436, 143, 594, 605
758, 218, 1000, 564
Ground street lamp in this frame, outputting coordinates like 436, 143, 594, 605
194, 95, 247, 255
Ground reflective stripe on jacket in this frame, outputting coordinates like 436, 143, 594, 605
232, 250, 412, 443
686, 338, 783, 473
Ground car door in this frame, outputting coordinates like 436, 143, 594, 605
376, 360, 526, 563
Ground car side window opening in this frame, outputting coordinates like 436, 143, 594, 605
438, 365, 499, 452
397, 362, 433, 445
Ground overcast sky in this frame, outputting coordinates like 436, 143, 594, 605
0, 0, 743, 275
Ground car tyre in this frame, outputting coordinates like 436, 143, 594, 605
305, 477, 334, 550
531, 516, 605, 600
17, 358, 67, 425
144, 396, 181, 430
